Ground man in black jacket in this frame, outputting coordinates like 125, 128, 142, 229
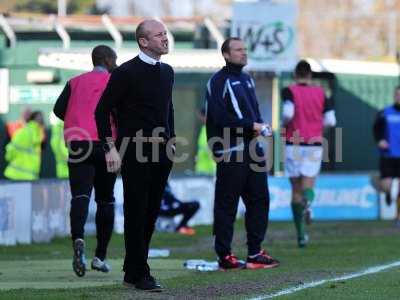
206, 37, 279, 270
95, 19, 174, 291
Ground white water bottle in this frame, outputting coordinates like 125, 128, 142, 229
184, 260, 219, 271
260, 124, 272, 137
196, 262, 219, 272
184, 259, 207, 270
148, 249, 170, 258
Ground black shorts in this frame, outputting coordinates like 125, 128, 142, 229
380, 157, 400, 178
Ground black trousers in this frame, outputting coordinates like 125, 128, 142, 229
380, 157, 400, 178
121, 142, 173, 282
159, 201, 200, 229
68, 141, 117, 260
213, 148, 270, 258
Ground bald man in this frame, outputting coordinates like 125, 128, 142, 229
95, 19, 175, 291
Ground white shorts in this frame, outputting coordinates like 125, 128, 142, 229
284, 145, 323, 178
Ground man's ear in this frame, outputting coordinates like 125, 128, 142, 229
139, 37, 148, 48
222, 52, 229, 61
104, 58, 113, 71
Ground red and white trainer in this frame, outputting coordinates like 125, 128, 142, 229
218, 254, 246, 270
246, 250, 280, 270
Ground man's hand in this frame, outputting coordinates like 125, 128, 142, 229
105, 146, 121, 173
253, 122, 264, 136
253, 122, 272, 137
378, 139, 389, 150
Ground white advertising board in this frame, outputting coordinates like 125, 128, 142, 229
0, 183, 32, 245
232, 0, 298, 72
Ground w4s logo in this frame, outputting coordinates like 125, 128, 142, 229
237, 22, 294, 61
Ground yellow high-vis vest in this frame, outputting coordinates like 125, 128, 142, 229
50, 122, 69, 179
195, 125, 216, 175
4, 121, 43, 180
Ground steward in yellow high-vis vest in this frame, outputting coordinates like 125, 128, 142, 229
50, 118, 69, 179
194, 124, 216, 175
4, 112, 44, 180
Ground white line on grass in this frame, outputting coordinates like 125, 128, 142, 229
249, 260, 400, 300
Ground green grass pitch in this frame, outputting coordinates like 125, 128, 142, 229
0, 220, 399, 299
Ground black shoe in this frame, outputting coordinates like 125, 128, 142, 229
246, 250, 280, 269
123, 280, 136, 288
135, 275, 162, 292
72, 238, 86, 277
122, 274, 136, 288
218, 254, 246, 270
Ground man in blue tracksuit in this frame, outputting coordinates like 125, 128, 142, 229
373, 86, 400, 224
206, 37, 279, 270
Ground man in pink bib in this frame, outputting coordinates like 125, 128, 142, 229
53, 45, 117, 277
281, 60, 336, 248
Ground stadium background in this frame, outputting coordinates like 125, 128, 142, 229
1, 1, 400, 299
0, 14, 398, 176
